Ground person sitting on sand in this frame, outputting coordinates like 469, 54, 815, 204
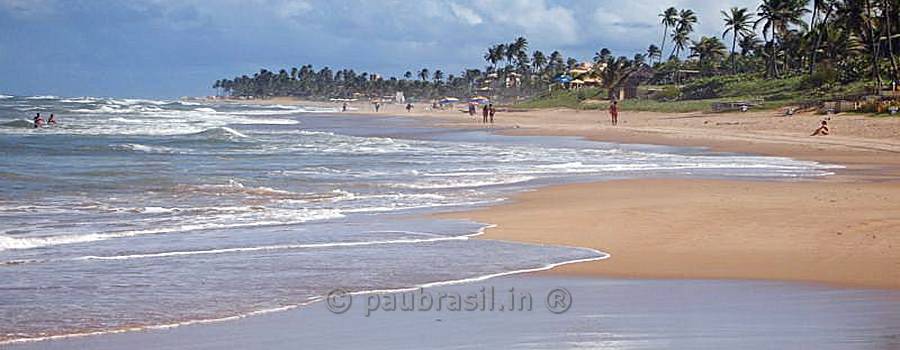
811, 120, 829, 136
609, 100, 619, 126
489, 104, 495, 124
47, 114, 57, 125
33, 113, 44, 128
406, 103, 413, 112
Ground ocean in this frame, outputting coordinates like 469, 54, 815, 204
0, 95, 838, 343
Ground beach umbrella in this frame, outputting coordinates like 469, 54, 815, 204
469, 96, 490, 105
438, 97, 460, 105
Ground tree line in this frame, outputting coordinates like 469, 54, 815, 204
213, 0, 899, 101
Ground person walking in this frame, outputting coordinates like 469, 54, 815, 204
609, 100, 619, 126
488, 104, 495, 124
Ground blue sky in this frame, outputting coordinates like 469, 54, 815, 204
0, 0, 758, 98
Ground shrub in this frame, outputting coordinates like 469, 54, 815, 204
802, 67, 839, 89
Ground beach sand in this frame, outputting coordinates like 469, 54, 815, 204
212, 97, 900, 289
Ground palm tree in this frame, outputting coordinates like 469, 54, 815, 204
755, 0, 810, 78
432, 70, 444, 84
600, 56, 640, 100
670, 9, 698, 59
418, 68, 430, 82
739, 33, 764, 56
722, 7, 755, 73
511, 37, 528, 55
690, 36, 728, 74
659, 7, 679, 62
647, 44, 662, 63
404, 71, 413, 80
593, 48, 612, 63
532, 50, 547, 75
671, 27, 691, 59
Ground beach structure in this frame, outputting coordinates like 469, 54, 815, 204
562, 61, 607, 90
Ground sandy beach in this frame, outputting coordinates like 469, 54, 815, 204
285, 98, 900, 289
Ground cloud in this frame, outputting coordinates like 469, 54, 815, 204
277, 0, 312, 19
449, 2, 483, 25
474, 0, 578, 44
0, 0, 782, 98
0, 0, 56, 17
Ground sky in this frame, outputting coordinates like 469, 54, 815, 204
0, 0, 760, 98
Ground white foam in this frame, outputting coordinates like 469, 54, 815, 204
74, 234, 474, 261
391, 175, 536, 189
113, 143, 179, 154
0, 208, 344, 251
24, 95, 58, 100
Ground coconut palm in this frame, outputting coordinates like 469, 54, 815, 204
418, 68, 430, 82
670, 27, 692, 59
690, 36, 728, 74
722, 7, 755, 73
599, 56, 640, 99
670, 9, 698, 59
755, 0, 810, 77
532, 50, 547, 76
659, 7, 679, 62
739, 33, 764, 56
647, 44, 662, 63
593, 48, 612, 63
432, 70, 444, 84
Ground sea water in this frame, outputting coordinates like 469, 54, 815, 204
0, 95, 837, 343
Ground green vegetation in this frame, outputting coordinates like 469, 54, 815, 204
213, 0, 899, 115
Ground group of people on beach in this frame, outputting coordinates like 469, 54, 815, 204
480, 104, 495, 124
32, 113, 57, 128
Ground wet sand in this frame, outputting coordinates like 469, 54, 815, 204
8, 276, 900, 350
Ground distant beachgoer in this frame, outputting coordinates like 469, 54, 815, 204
406, 103, 413, 112
489, 104, 495, 124
374, 102, 381, 112
342, 102, 348, 112
482, 105, 489, 123
468, 103, 476, 116
47, 114, 57, 125
33, 113, 44, 128
811, 120, 829, 136
609, 100, 619, 126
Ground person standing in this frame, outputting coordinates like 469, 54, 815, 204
609, 100, 619, 126
488, 104, 495, 124
482, 104, 489, 123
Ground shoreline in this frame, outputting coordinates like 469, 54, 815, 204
210, 97, 900, 288
425, 107, 900, 289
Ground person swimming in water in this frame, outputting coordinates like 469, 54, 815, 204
47, 114, 57, 125
33, 113, 44, 128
